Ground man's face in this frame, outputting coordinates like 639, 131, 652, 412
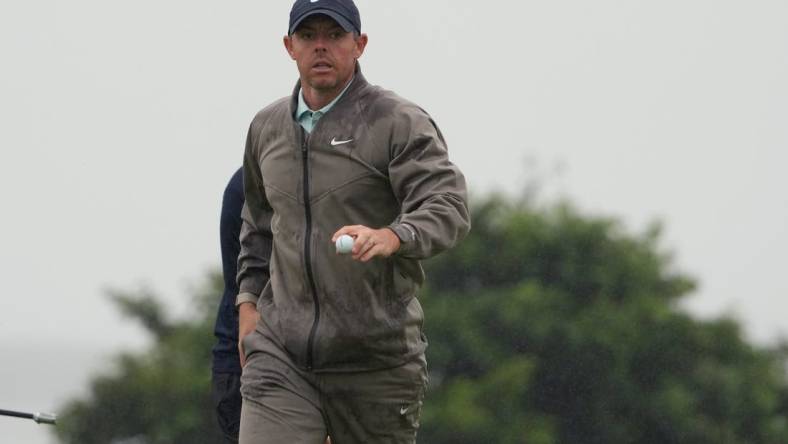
284, 15, 368, 94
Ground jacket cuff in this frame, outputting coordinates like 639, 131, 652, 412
235, 291, 259, 308
388, 222, 417, 256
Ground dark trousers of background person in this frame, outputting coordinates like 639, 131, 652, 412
213, 372, 243, 444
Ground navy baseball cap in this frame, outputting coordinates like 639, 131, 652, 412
288, 0, 361, 35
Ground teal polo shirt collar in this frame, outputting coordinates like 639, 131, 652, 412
296, 77, 354, 133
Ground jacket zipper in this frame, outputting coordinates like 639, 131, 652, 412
301, 134, 320, 371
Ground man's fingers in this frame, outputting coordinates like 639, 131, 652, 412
237, 303, 259, 368
332, 225, 364, 242
350, 231, 370, 254
334, 227, 397, 261
353, 230, 382, 258
359, 243, 384, 262
353, 236, 377, 260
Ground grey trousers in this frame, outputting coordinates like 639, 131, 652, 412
239, 330, 427, 444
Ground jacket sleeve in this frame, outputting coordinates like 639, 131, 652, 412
386, 104, 470, 259
220, 167, 245, 296
235, 122, 273, 307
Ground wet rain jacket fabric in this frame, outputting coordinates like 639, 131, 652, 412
237, 68, 469, 372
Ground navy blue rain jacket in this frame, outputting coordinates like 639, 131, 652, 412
212, 167, 245, 374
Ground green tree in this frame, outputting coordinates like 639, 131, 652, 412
54, 275, 225, 444
55, 195, 788, 444
419, 196, 788, 444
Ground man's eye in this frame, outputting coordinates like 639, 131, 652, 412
300, 32, 314, 40
330, 32, 342, 39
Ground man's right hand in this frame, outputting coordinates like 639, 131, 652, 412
238, 302, 260, 368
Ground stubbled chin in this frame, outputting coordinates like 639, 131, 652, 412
308, 77, 338, 90
313, 74, 336, 85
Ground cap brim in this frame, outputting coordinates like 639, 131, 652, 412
289, 9, 356, 35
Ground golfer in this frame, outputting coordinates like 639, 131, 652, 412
236, 1, 470, 442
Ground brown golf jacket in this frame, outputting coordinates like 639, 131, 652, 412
237, 68, 470, 372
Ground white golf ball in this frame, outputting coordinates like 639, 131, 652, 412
335, 234, 354, 254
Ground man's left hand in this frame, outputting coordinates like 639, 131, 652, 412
332, 226, 400, 262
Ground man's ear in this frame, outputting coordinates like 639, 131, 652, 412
354, 33, 368, 59
283, 35, 296, 60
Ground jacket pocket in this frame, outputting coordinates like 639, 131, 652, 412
391, 259, 416, 304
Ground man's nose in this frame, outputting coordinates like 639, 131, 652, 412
313, 35, 329, 51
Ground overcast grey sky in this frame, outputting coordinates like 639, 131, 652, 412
2, 1, 787, 442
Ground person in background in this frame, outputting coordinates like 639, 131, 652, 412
211, 167, 252, 444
